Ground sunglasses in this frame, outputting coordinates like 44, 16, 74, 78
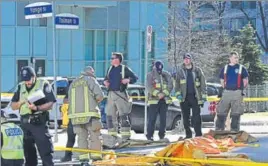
111, 57, 118, 60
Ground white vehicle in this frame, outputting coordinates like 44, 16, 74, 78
1, 77, 69, 124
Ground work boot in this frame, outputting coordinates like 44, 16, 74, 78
215, 115, 226, 131
60, 155, 72, 162
231, 115, 241, 132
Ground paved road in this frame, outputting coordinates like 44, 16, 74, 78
36, 119, 268, 165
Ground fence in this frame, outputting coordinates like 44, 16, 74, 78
245, 84, 268, 112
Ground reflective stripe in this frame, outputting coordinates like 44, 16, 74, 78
79, 153, 90, 160
198, 100, 203, 105
202, 94, 207, 98
195, 81, 200, 87
175, 91, 181, 96
84, 85, 89, 112
108, 131, 118, 136
162, 89, 169, 96
152, 90, 159, 96
68, 112, 100, 119
224, 65, 228, 87
121, 131, 131, 136
148, 100, 159, 104
155, 83, 161, 88
180, 79, 186, 84
122, 65, 125, 78
91, 153, 102, 158
71, 88, 75, 115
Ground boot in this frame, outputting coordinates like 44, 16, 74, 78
60, 154, 72, 162
215, 115, 226, 131
231, 115, 241, 132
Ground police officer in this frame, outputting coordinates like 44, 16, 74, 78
11, 66, 55, 166
216, 51, 248, 131
60, 94, 76, 162
175, 53, 207, 138
146, 60, 173, 141
104, 52, 137, 142
68, 66, 104, 165
1, 110, 24, 166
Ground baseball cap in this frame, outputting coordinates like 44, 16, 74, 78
183, 53, 192, 60
20, 66, 36, 81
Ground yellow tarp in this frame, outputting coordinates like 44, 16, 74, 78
93, 132, 256, 166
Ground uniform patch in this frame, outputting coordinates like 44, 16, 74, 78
45, 85, 52, 93
235, 69, 239, 73
5, 128, 23, 136
22, 69, 27, 76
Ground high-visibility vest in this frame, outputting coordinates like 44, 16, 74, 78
1, 122, 24, 160
223, 64, 243, 89
68, 76, 100, 125
107, 65, 125, 80
19, 79, 47, 115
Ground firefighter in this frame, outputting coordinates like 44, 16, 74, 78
216, 51, 248, 131
146, 60, 173, 141
11, 66, 55, 166
68, 66, 104, 165
104, 52, 137, 143
1, 110, 24, 166
175, 53, 207, 139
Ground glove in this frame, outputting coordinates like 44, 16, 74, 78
202, 94, 207, 102
177, 95, 183, 101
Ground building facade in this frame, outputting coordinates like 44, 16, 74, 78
1, 1, 168, 91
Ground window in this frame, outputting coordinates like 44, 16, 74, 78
231, 1, 242, 9
17, 60, 29, 82
230, 18, 245, 31
96, 30, 105, 61
108, 31, 116, 59
119, 31, 128, 61
243, 2, 256, 9
17, 1, 30, 26
35, 59, 45, 77
85, 30, 94, 61
2, 2, 16, 26
39, 18, 47, 27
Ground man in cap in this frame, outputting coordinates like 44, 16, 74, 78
146, 60, 173, 141
175, 53, 207, 139
11, 66, 56, 166
104, 52, 137, 143
68, 66, 104, 165
1, 110, 24, 166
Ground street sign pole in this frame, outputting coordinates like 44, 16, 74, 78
24, 1, 58, 141
144, 25, 152, 136
52, 0, 58, 143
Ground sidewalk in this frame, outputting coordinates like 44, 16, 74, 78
240, 112, 268, 126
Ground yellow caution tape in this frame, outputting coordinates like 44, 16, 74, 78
2, 92, 268, 102
54, 146, 268, 166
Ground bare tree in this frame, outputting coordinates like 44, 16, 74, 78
166, 1, 231, 78
239, 1, 268, 53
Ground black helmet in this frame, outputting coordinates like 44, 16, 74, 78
20, 66, 36, 81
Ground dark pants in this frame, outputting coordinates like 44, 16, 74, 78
146, 99, 168, 140
180, 94, 202, 138
65, 121, 76, 156
1, 158, 24, 166
21, 121, 54, 166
